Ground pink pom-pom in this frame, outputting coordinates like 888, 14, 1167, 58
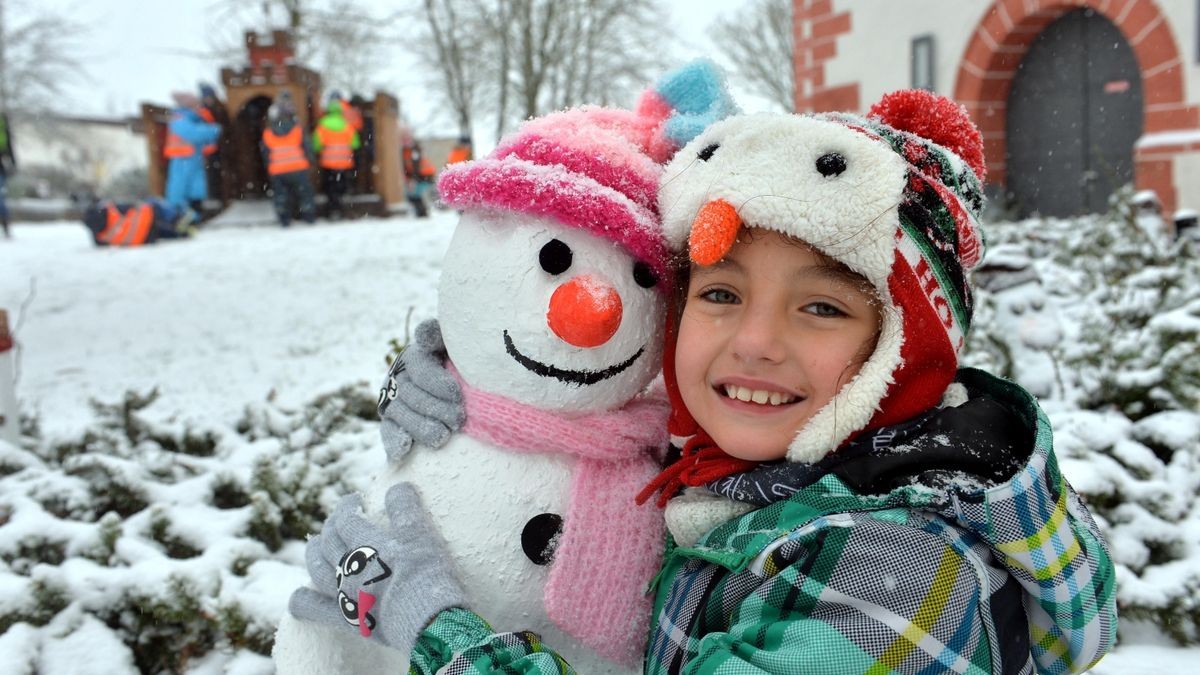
869, 90, 986, 182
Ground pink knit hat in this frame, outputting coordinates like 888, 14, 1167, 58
437, 61, 739, 287
438, 101, 675, 285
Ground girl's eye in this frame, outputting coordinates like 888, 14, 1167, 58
699, 288, 739, 304
804, 302, 846, 318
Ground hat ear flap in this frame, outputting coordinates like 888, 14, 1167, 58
661, 300, 699, 438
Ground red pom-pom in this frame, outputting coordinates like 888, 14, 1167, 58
868, 90, 986, 182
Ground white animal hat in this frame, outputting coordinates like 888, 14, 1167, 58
657, 89, 988, 470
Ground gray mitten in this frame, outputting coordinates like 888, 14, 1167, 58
378, 318, 465, 462
289, 483, 467, 655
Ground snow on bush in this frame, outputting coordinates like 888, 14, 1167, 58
0, 384, 380, 673
966, 188, 1200, 643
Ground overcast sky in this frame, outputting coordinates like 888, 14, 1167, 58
24, 0, 772, 139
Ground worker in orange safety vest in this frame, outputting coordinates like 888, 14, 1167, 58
312, 94, 361, 219
163, 91, 221, 225
446, 135, 473, 165
82, 199, 192, 247
261, 101, 316, 227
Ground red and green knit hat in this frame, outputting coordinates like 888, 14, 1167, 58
657, 89, 987, 465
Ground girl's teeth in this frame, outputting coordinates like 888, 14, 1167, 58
722, 385, 795, 406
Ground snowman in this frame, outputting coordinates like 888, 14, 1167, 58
274, 62, 736, 674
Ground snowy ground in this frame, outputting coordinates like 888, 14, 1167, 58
0, 213, 1196, 672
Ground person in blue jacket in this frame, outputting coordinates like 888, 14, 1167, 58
163, 91, 220, 224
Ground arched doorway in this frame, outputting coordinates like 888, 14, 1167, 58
232, 95, 274, 199
1005, 8, 1144, 217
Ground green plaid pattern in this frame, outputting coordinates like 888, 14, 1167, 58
411, 608, 574, 674
409, 371, 1116, 675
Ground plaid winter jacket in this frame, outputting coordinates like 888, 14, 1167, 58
409, 370, 1117, 674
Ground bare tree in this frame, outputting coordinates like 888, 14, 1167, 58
709, 0, 794, 112
0, 0, 91, 112
416, 0, 669, 139
415, 0, 492, 139
502, 0, 668, 123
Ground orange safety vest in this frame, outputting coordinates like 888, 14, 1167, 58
163, 130, 194, 159
317, 126, 355, 170
446, 146, 471, 164
263, 126, 310, 175
418, 156, 436, 178
100, 203, 154, 247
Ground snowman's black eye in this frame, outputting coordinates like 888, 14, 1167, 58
633, 261, 657, 289
816, 152, 847, 177
697, 143, 719, 161
539, 239, 572, 275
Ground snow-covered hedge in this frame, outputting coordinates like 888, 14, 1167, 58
0, 194, 1198, 670
965, 190, 1200, 643
0, 385, 379, 673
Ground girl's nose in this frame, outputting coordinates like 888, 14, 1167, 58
546, 276, 623, 348
730, 307, 787, 363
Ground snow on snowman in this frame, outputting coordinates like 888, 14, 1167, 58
273, 62, 737, 674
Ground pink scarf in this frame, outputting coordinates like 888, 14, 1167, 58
455, 370, 669, 667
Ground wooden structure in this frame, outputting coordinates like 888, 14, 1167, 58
142, 29, 406, 216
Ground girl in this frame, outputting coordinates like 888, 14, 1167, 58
293, 90, 1117, 674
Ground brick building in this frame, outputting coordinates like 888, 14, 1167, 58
793, 0, 1200, 219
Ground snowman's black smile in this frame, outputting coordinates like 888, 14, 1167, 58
503, 330, 644, 386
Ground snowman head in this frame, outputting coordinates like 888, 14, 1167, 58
435, 61, 741, 413
439, 210, 666, 412
433, 101, 676, 414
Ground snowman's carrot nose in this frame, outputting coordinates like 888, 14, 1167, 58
547, 276, 623, 348
689, 199, 742, 266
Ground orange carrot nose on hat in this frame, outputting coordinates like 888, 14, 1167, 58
688, 199, 741, 265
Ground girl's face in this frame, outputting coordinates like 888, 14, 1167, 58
675, 228, 882, 462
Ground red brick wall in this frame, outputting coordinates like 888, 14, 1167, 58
793, 0, 858, 112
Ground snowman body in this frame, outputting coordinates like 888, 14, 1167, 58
274, 210, 664, 674
990, 278, 1062, 398
363, 434, 634, 674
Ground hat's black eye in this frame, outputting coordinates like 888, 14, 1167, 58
539, 239, 572, 275
816, 152, 847, 177
633, 261, 657, 289
697, 143, 719, 161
